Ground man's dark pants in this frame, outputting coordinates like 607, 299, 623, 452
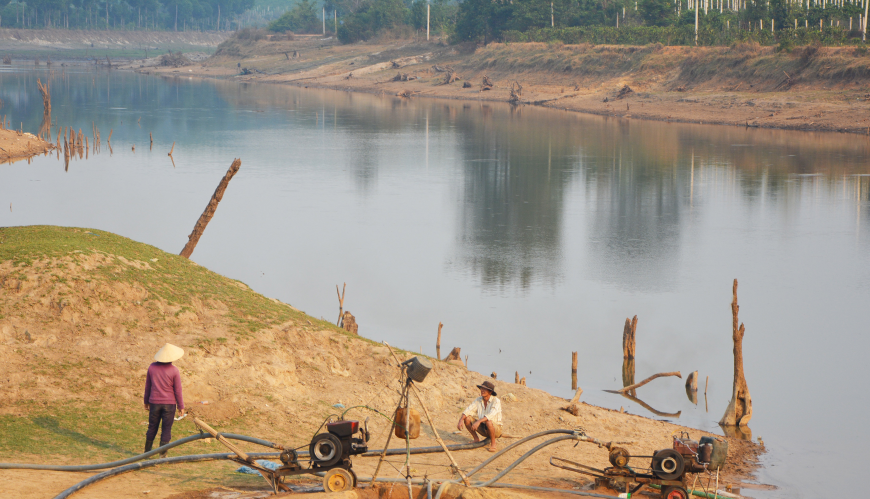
145, 404, 176, 453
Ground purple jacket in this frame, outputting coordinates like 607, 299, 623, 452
143, 362, 185, 409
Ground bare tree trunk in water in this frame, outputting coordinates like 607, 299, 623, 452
720, 279, 753, 427
180, 159, 241, 259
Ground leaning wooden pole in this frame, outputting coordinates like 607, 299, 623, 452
436, 322, 443, 360
180, 159, 241, 259
720, 279, 753, 427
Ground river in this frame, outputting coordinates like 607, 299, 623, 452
1, 66, 869, 498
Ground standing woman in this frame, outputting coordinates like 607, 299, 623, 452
143, 343, 186, 456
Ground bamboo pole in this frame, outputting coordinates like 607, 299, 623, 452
383, 342, 471, 486
193, 417, 252, 462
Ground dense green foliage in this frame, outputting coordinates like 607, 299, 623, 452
0, 0, 253, 30
267, 0, 319, 32
500, 25, 863, 45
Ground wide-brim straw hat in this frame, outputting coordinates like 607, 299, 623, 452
154, 343, 184, 363
476, 380, 497, 396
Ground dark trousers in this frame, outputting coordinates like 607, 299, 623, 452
145, 404, 176, 446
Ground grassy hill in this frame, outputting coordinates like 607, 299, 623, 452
0, 225, 759, 498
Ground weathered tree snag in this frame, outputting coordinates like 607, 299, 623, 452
519, 377, 526, 386
571, 351, 578, 390
622, 358, 636, 397
616, 391, 682, 418
444, 347, 461, 361
515, 371, 519, 384
341, 311, 358, 334
37, 78, 51, 140
720, 279, 753, 427
336, 283, 346, 326
563, 387, 584, 415
686, 370, 698, 405
180, 158, 241, 259
616, 371, 681, 394
436, 322, 443, 360
623, 315, 637, 359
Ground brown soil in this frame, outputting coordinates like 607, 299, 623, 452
0, 129, 55, 163
0, 231, 765, 498
143, 37, 870, 135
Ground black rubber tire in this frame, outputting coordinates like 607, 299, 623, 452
309, 433, 343, 467
661, 485, 688, 499
349, 468, 358, 487
651, 449, 685, 481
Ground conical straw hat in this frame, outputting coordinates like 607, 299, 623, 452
154, 343, 184, 363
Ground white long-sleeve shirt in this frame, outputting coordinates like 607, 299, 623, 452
463, 396, 502, 426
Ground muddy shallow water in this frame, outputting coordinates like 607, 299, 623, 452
1, 66, 869, 498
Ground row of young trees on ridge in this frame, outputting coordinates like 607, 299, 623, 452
0, 0, 253, 30
263, 0, 870, 44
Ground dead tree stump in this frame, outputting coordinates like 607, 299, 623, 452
623, 315, 637, 359
341, 311, 358, 334
180, 159, 241, 258
720, 279, 753, 427
436, 322, 443, 360
444, 347, 461, 361
685, 370, 698, 405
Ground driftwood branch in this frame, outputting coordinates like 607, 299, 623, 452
616, 371, 681, 393
180, 159, 241, 259
615, 391, 682, 418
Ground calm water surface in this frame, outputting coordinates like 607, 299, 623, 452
1, 67, 869, 498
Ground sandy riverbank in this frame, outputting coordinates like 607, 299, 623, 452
0, 128, 55, 163
0, 226, 766, 498
135, 36, 870, 135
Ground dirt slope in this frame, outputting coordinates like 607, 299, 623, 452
0, 226, 764, 498
151, 37, 870, 134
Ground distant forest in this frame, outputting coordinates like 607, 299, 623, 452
0, 0, 263, 30
0, 0, 866, 47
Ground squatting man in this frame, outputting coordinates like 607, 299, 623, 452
457, 380, 502, 452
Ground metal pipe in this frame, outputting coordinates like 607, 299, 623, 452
427, 479, 433, 499
0, 433, 283, 471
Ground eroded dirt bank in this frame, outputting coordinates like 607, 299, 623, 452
144, 36, 870, 134
0, 128, 55, 162
0, 226, 766, 498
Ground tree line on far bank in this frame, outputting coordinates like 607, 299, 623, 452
0, 0, 254, 31
263, 0, 870, 46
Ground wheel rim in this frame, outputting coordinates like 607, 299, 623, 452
314, 441, 337, 461
666, 490, 686, 499
326, 470, 351, 492
661, 456, 678, 473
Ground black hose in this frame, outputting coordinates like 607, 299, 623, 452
466, 429, 577, 477
52, 452, 281, 499
0, 433, 284, 472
